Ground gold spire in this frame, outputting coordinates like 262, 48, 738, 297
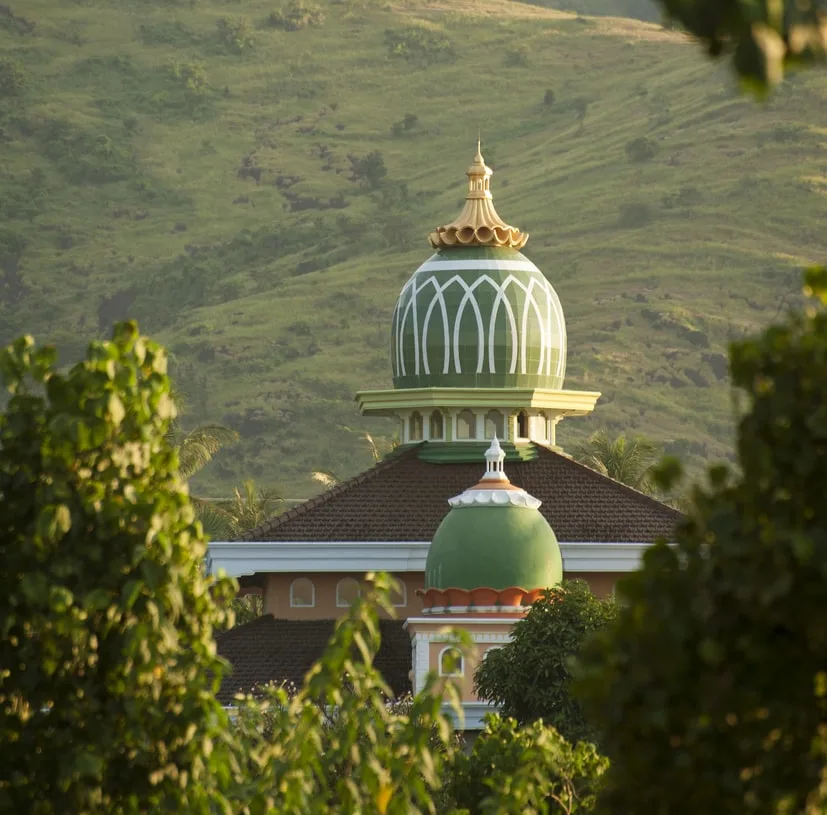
429, 142, 528, 250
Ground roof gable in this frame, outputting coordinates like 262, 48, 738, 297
244, 444, 681, 544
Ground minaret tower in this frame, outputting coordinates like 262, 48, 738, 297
356, 144, 599, 458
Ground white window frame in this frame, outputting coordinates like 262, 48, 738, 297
438, 646, 465, 677
336, 577, 361, 608
455, 409, 477, 440
391, 579, 407, 608
289, 577, 316, 608
428, 410, 444, 441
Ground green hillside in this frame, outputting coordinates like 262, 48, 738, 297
2, 0, 826, 499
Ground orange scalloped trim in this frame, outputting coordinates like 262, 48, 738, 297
417, 586, 549, 610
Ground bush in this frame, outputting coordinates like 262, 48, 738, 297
544, 88, 556, 106
448, 716, 608, 814
625, 136, 658, 162
216, 17, 254, 53
505, 43, 531, 66
0, 323, 238, 812
475, 580, 617, 743
390, 112, 418, 136
0, 58, 25, 98
267, 0, 325, 30
384, 26, 456, 66
348, 151, 387, 189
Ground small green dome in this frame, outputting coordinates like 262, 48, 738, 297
425, 503, 562, 591
390, 246, 567, 391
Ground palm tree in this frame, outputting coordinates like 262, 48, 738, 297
201, 479, 282, 539
573, 431, 659, 494
166, 421, 239, 480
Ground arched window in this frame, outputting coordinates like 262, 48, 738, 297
409, 411, 423, 441
438, 646, 464, 677
456, 409, 476, 440
517, 410, 529, 439
484, 410, 504, 439
429, 410, 444, 440
390, 578, 407, 608
336, 577, 361, 608
290, 577, 315, 608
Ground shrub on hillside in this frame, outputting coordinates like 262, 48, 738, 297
625, 136, 658, 162
216, 16, 254, 53
617, 202, 653, 228
267, 0, 325, 31
348, 151, 387, 189
390, 112, 418, 137
504, 43, 531, 67
0, 58, 25, 98
384, 26, 456, 66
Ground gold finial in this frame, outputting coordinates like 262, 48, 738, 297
429, 143, 528, 250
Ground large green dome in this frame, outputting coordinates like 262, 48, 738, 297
390, 246, 567, 391
425, 502, 562, 591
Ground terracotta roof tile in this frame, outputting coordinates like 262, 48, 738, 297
215, 615, 411, 705
244, 444, 680, 543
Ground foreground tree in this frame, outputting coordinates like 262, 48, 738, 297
657, 0, 827, 90
573, 431, 659, 494
0, 323, 239, 812
475, 580, 617, 744
576, 268, 827, 814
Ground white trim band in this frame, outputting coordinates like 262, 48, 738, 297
206, 540, 659, 577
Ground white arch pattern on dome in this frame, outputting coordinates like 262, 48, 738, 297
392, 257, 566, 380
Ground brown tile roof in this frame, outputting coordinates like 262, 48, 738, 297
215, 615, 411, 705
243, 444, 681, 543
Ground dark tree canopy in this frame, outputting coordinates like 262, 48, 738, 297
0, 323, 238, 813
475, 580, 617, 744
576, 267, 827, 814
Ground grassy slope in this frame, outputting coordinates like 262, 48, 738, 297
2, 0, 826, 498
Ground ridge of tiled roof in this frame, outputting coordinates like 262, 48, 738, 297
215, 615, 412, 705
239, 444, 425, 541
242, 442, 682, 544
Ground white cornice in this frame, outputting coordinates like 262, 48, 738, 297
207, 540, 658, 577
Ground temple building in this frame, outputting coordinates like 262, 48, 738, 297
211, 144, 680, 726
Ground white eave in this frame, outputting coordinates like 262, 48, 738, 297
206, 540, 659, 577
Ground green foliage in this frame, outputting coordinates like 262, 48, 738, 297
475, 581, 617, 743
391, 112, 418, 137
230, 572, 464, 814
0, 322, 239, 813
448, 716, 608, 814
349, 150, 388, 189
576, 267, 827, 814
504, 43, 531, 67
384, 26, 456, 66
37, 119, 134, 184
573, 431, 660, 492
655, 0, 827, 90
544, 88, 556, 106
169, 421, 238, 479
0, 58, 25, 99
216, 17, 254, 54
268, 0, 326, 31
624, 136, 658, 162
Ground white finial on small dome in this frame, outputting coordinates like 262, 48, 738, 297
481, 435, 507, 482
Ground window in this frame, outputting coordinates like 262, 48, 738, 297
484, 410, 504, 439
456, 409, 476, 440
429, 410, 444, 440
409, 411, 423, 441
517, 410, 529, 439
336, 577, 361, 608
290, 577, 315, 608
390, 578, 407, 608
438, 646, 464, 677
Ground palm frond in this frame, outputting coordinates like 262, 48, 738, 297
192, 497, 237, 540
175, 424, 239, 479
312, 470, 339, 488
574, 431, 660, 494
